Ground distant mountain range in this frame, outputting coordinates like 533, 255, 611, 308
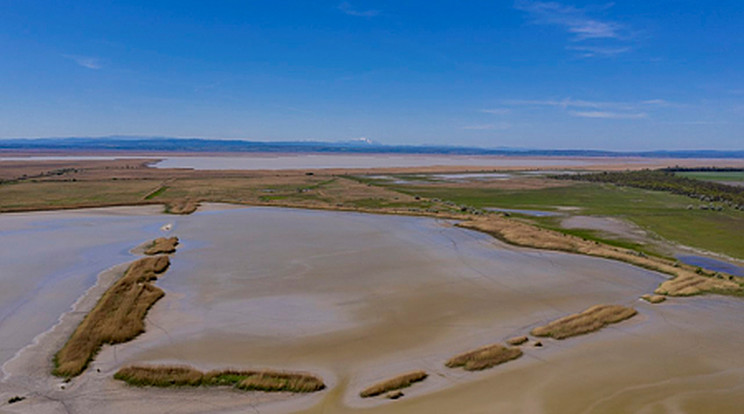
1, 137, 743, 159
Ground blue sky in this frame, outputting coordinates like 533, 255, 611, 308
0, 1, 742, 150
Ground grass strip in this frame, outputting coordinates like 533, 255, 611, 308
114, 365, 325, 393
144, 185, 169, 200
531, 304, 637, 340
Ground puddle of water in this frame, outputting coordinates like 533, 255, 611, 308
485, 207, 561, 217
677, 255, 744, 276
427, 173, 513, 181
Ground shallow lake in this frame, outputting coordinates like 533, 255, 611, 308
2, 205, 743, 414
0, 206, 173, 370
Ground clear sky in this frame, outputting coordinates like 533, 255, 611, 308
1, 1, 742, 150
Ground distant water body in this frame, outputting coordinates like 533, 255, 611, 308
153, 155, 593, 170
1, 154, 593, 170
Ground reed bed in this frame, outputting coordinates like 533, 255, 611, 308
144, 236, 179, 255
53, 255, 170, 377
114, 365, 325, 393
165, 199, 199, 215
445, 344, 522, 371
641, 294, 666, 304
359, 371, 428, 398
506, 336, 528, 346
531, 304, 637, 340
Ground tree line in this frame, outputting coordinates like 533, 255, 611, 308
551, 169, 744, 211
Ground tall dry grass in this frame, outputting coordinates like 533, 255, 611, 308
445, 344, 522, 371
359, 371, 428, 398
641, 294, 666, 304
165, 199, 199, 215
530, 304, 637, 339
114, 365, 325, 393
53, 255, 170, 377
144, 236, 179, 255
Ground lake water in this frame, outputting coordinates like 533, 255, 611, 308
0, 154, 591, 170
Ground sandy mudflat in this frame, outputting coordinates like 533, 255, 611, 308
1, 206, 744, 413
0, 205, 171, 371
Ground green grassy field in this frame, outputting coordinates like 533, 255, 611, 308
391, 182, 744, 259
675, 171, 744, 182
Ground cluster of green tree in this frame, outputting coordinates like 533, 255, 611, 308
552, 170, 744, 210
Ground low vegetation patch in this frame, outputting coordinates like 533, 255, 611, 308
641, 294, 666, 304
114, 365, 325, 393
165, 198, 199, 214
8, 395, 25, 404
144, 236, 179, 255
359, 371, 428, 398
445, 344, 522, 371
531, 305, 637, 340
655, 271, 742, 296
53, 255, 171, 377
506, 336, 528, 346
144, 185, 169, 200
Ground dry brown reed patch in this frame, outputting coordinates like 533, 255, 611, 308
654, 272, 739, 296
165, 199, 199, 214
114, 365, 325, 393
445, 344, 522, 371
359, 371, 428, 398
530, 304, 637, 340
53, 255, 170, 377
641, 294, 666, 304
144, 237, 179, 255
506, 336, 528, 346
114, 365, 203, 386
235, 372, 325, 392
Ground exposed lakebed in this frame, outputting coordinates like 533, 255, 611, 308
1, 205, 743, 413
